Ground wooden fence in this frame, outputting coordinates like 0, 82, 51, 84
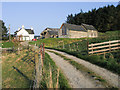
88, 40, 120, 55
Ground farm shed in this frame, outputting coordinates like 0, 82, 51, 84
40, 28, 59, 38
59, 23, 98, 38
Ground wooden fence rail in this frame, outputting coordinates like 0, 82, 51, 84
88, 40, 120, 55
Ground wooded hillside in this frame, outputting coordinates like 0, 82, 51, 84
66, 4, 120, 32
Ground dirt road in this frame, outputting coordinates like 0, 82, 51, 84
46, 49, 119, 88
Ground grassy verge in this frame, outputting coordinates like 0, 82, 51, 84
41, 53, 71, 88
2, 41, 14, 48
2, 49, 35, 88
47, 50, 115, 88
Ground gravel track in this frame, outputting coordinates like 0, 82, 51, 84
46, 49, 119, 88
46, 51, 106, 88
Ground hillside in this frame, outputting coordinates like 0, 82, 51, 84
30, 30, 120, 75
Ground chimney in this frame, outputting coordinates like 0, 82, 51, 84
22, 25, 24, 29
31, 26, 33, 30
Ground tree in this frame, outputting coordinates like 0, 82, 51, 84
0, 20, 8, 40
66, 4, 119, 32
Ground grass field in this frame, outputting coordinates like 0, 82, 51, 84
2, 49, 35, 88
1, 41, 14, 48
2, 46, 70, 88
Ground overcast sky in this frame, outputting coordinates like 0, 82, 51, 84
2, 2, 118, 35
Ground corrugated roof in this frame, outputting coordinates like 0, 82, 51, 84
63, 23, 87, 32
61, 23, 97, 31
48, 30, 58, 35
81, 23, 97, 30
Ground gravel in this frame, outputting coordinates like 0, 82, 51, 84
46, 49, 119, 88
46, 51, 105, 88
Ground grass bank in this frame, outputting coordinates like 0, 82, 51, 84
41, 53, 71, 88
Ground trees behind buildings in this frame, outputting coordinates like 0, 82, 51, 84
66, 4, 120, 32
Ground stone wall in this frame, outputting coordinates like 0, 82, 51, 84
87, 30, 98, 38
69, 30, 87, 38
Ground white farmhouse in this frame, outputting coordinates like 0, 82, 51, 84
15, 25, 34, 41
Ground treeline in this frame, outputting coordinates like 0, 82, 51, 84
0, 20, 8, 40
66, 4, 120, 32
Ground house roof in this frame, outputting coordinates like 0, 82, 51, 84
61, 23, 97, 31
25, 29, 34, 34
81, 23, 97, 30
61, 23, 87, 32
15, 28, 34, 34
41, 28, 59, 35
47, 30, 58, 35
45, 28, 59, 31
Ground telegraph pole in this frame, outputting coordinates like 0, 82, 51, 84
8, 24, 11, 42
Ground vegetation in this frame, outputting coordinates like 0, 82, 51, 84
0, 20, 8, 40
2, 49, 35, 88
29, 38, 85, 48
30, 30, 120, 75
48, 50, 113, 88
41, 53, 71, 88
2, 41, 14, 48
66, 5, 120, 32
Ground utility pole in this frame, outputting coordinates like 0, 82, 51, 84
8, 24, 11, 42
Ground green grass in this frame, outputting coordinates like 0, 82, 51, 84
29, 30, 120, 74
29, 38, 86, 48
41, 53, 71, 88
47, 50, 113, 88
2, 41, 14, 48
2, 49, 35, 88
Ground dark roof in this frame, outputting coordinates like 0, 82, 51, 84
45, 28, 59, 31
62, 23, 87, 32
61, 23, 97, 31
47, 30, 58, 35
15, 28, 34, 34
81, 23, 97, 30
25, 29, 34, 34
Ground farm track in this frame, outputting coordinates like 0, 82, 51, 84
46, 49, 119, 88
46, 51, 105, 88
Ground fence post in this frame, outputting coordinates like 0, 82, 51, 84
109, 41, 111, 52
77, 43, 78, 51
43, 43, 45, 58
87, 41, 89, 55
56, 68, 59, 88
49, 63, 53, 88
35, 53, 40, 88
40, 45, 43, 70
63, 42, 64, 49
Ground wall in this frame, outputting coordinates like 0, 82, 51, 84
17, 28, 34, 41
45, 32, 51, 38
87, 30, 98, 38
69, 30, 87, 38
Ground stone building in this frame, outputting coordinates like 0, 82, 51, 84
40, 28, 59, 38
59, 23, 98, 38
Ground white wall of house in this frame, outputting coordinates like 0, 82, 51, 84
16, 25, 34, 41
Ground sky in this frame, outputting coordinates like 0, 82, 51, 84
2, 2, 119, 35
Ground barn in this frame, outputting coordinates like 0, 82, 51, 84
59, 23, 98, 38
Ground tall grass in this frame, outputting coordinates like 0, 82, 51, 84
40, 53, 71, 88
